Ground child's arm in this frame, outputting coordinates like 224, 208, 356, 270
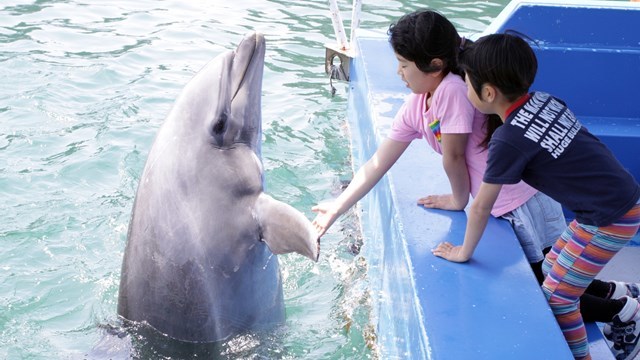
312, 139, 410, 237
418, 133, 470, 210
432, 182, 502, 262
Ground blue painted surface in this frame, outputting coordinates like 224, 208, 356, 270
587, 323, 616, 360
347, 1, 640, 358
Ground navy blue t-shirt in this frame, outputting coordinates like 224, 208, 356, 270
484, 92, 640, 226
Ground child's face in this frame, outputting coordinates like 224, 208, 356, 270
394, 53, 440, 95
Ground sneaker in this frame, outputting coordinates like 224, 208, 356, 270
626, 283, 640, 299
604, 297, 640, 360
612, 281, 640, 299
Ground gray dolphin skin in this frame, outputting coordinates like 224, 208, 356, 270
117, 32, 319, 343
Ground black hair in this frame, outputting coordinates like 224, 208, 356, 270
459, 33, 538, 147
459, 32, 537, 102
388, 9, 465, 77
480, 116, 503, 149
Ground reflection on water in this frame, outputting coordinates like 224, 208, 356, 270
88, 322, 289, 359
0, 0, 507, 358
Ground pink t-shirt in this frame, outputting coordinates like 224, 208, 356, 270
388, 72, 537, 217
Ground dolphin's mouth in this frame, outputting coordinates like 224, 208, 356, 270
210, 32, 266, 150
229, 32, 265, 102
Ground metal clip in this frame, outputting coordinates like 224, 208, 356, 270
325, 44, 353, 96
325, 44, 351, 81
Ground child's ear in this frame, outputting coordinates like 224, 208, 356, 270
482, 84, 497, 102
430, 58, 444, 75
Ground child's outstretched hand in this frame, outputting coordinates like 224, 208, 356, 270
418, 194, 462, 211
431, 241, 471, 263
311, 202, 340, 238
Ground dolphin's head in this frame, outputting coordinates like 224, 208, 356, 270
171, 32, 266, 152
212, 32, 265, 150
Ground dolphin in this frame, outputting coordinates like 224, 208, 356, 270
117, 32, 319, 343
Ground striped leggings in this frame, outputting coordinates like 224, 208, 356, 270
541, 202, 640, 360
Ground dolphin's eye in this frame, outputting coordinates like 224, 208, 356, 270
213, 113, 227, 134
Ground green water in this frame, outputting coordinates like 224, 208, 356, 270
0, 1, 508, 358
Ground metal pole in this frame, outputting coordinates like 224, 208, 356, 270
349, 0, 362, 48
328, 0, 349, 50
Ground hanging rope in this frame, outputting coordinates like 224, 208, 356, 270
329, 55, 349, 96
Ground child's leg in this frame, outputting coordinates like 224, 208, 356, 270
541, 232, 567, 278
542, 205, 640, 359
543, 222, 626, 359
584, 278, 613, 298
579, 294, 625, 322
543, 241, 625, 323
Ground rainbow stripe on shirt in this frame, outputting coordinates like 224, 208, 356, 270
429, 118, 441, 142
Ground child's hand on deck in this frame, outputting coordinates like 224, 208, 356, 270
432, 241, 471, 262
418, 194, 460, 211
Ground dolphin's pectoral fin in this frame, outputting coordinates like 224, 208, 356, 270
254, 193, 320, 262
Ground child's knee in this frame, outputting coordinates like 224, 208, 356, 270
543, 292, 579, 317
